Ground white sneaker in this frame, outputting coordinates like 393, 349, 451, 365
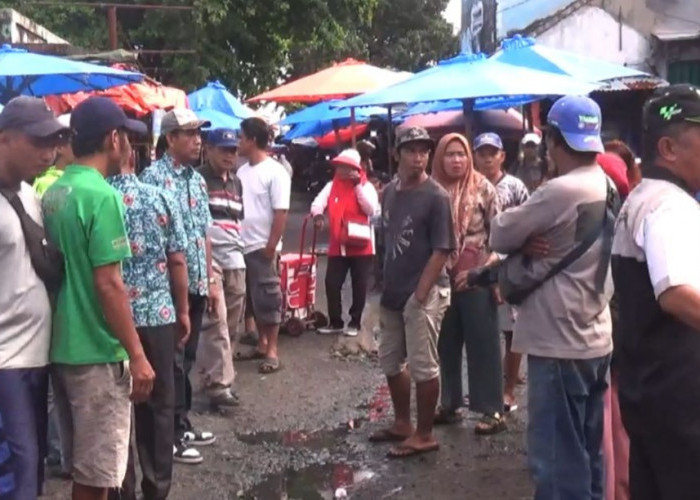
343, 327, 359, 337
173, 443, 203, 465
317, 326, 343, 335
182, 430, 216, 446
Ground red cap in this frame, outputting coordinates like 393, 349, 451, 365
597, 153, 630, 198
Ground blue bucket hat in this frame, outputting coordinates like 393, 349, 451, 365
547, 95, 604, 154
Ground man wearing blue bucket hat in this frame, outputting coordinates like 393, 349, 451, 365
490, 95, 617, 499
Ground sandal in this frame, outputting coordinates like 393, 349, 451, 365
433, 407, 464, 426
235, 349, 266, 361
474, 413, 507, 435
387, 442, 439, 459
258, 357, 281, 374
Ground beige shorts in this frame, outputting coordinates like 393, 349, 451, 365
378, 286, 451, 383
52, 362, 132, 488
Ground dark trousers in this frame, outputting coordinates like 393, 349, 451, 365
116, 325, 176, 500
625, 415, 700, 499
438, 288, 502, 415
527, 354, 610, 500
0, 367, 48, 500
174, 294, 206, 439
325, 255, 372, 329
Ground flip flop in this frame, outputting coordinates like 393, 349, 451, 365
387, 442, 440, 459
368, 428, 411, 443
258, 357, 281, 374
434, 407, 464, 426
235, 349, 266, 361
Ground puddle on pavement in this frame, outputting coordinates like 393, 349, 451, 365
245, 463, 376, 500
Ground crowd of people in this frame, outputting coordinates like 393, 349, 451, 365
0, 83, 699, 500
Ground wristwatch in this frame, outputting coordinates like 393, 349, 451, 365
208, 277, 217, 285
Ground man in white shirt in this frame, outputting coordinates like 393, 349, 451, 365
236, 118, 291, 374
612, 84, 700, 499
0, 97, 69, 499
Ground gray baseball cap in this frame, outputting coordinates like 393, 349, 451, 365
0, 96, 70, 138
395, 126, 433, 150
161, 108, 210, 134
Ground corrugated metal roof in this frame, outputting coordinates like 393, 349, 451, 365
652, 16, 700, 41
594, 77, 668, 92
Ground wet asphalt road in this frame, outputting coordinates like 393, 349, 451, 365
44, 193, 533, 499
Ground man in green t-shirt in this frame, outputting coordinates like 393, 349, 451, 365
33, 114, 73, 197
42, 97, 154, 500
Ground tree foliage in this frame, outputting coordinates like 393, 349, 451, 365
3, 0, 458, 97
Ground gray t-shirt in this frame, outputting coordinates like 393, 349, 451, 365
381, 178, 455, 311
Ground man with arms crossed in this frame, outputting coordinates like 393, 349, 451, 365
42, 97, 155, 500
236, 118, 290, 374
369, 127, 454, 458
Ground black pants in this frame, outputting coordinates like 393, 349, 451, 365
111, 324, 176, 500
325, 255, 372, 329
174, 294, 206, 439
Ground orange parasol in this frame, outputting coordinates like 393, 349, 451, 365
248, 58, 411, 104
45, 76, 187, 117
315, 123, 369, 149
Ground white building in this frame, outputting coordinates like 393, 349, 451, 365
0, 8, 69, 45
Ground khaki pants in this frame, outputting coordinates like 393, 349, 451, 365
195, 268, 246, 395
378, 286, 451, 383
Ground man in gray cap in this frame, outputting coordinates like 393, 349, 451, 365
140, 108, 217, 465
0, 96, 69, 499
369, 127, 455, 459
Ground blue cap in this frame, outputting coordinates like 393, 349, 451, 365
71, 97, 147, 141
547, 95, 604, 153
206, 128, 239, 148
473, 132, 503, 150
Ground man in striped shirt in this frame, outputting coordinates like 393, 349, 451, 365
196, 129, 245, 408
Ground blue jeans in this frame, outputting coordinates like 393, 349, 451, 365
527, 354, 611, 500
0, 367, 48, 500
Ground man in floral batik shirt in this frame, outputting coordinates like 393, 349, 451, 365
108, 151, 189, 497
140, 108, 218, 464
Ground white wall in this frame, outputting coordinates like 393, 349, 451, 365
537, 6, 651, 70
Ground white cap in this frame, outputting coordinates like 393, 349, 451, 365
521, 132, 542, 145
331, 149, 362, 170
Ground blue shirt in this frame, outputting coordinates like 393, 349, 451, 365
140, 154, 213, 296
108, 174, 187, 327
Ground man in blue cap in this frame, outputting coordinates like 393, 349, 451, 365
196, 129, 245, 409
490, 96, 616, 499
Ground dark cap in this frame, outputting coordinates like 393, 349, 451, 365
644, 84, 700, 132
395, 126, 433, 150
71, 96, 148, 141
473, 132, 504, 150
206, 128, 238, 148
0, 96, 69, 138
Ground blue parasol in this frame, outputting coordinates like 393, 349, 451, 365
193, 108, 242, 130
335, 53, 602, 109
188, 81, 255, 120
0, 44, 143, 103
281, 100, 386, 125
491, 36, 653, 85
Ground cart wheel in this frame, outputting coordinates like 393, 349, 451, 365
285, 317, 305, 337
311, 311, 329, 329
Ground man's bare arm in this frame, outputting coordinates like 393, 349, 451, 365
167, 251, 189, 316
93, 263, 154, 401
659, 285, 700, 331
264, 209, 288, 258
414, 250, 451, 304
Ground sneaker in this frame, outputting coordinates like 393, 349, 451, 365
343, 327, 359, 337
209, 390, 240, 408
173, 443, 203, 465
317, 326, 343, 335
182, 429, 216, 446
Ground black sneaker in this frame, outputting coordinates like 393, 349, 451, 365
173, 442, 203, 465
182, 429, 216, 446
209, 390, 240, 408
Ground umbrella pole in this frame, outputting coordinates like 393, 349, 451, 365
351, 107, 357, 147
387, 105, 393, 177
333, 120, 341, 149
462, 99, 475, 140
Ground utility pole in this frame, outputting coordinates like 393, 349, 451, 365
27, 2, 195, 51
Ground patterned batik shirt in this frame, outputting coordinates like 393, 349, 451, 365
495, 173, 530, 212
109, 174, 187, 327
140, 154, 213, 296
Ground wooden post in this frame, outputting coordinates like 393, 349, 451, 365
387, 105, 393, 177
462, 99, 475, 140
350, 107, 357, 147
107, 6, 118, 50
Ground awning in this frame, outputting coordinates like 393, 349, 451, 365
653, 17, 700, 41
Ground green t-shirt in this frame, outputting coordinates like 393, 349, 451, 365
42, 165, 132, 365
